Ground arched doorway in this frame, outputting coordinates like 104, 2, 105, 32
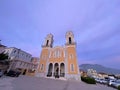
60, 63, 65, 77
47, 63, 53, 77
54, 63, 59, 77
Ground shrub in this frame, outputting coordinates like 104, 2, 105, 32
81, 76, 96, 84
118, 85, 120, 90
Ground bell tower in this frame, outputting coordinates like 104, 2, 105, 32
37, 34, 53, 77
65, 31, 75, 45
43, 34, 53, 48
65, 31, 80, 80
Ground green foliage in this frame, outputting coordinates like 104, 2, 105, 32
81, 76, 96, 84
0, 53, 8, 60
118, 86, 120, 90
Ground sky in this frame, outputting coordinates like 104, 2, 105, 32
0, 0, 120, 69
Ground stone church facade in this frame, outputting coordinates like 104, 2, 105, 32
36, 31, 80, 80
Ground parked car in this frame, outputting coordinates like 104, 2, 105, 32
102, 79, 108, 84
111, 80, 120, 88
99, 79, 104, 84
108, 80, 116, 86
95, 78, 108, 84
6, 70, 21, 77
95, 78, 101, 83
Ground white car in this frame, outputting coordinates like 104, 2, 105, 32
95, 78, 101, 83
99, 79, 105, 84
102, 79, 108, 84
109, 80, 116, 86
111, 80, 120, 88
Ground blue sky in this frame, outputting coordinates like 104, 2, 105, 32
0, 0, 120, 69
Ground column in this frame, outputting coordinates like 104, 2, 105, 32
58, 63, 60, 76
52, 63, 54, 77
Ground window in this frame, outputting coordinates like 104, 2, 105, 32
54, 49, 61, 58
46, 40, 49, 46
69, 37, 72, 44
14, 50, 16, 53
57, 50, 61, 58
56, 50, 58, 58
56, 50, 59, 58
59, 51, 61, 57
53, 51, 56, 58
69, 54, 74, 59
20, 62, 22, 66
71, 64, 74, 71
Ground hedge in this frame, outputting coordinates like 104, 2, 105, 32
81, 76, 96, 84
118, 86, 120, 90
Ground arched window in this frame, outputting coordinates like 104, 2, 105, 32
46, 40, 49, 46
69, 54, 74, 59
69, 37, 72, 44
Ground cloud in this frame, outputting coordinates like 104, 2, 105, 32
0, 0, 120, 69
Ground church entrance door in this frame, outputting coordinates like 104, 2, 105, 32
54, 63, 59, 78
60, 63, 65, 77
47, 63, 53, 77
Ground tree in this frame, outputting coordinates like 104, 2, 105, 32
0, 53, 8, 60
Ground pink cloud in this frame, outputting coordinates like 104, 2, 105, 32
109, 56, 120, 63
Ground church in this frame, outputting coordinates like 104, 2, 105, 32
36, 31, 80, 80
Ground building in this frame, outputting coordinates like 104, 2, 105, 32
80, 70, 87, 77
36, 31, 80, 80
87, 69, 109, 79
8, 59, 38, 75
97, 72, 108, 79
4, 47, 32, 62
87, 69, 98, 78
0, 44, 6, 54
31, 57, 39, 65
115, 74, 120, 79
26, 57, 39, 76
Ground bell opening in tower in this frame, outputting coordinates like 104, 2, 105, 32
69, 37, 72, 44
46, 40, 49, 46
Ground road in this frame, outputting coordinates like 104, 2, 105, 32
0, 75, 116, 90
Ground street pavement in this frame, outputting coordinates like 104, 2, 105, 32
0, 75, 116, 90
0, 76, 15, 90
